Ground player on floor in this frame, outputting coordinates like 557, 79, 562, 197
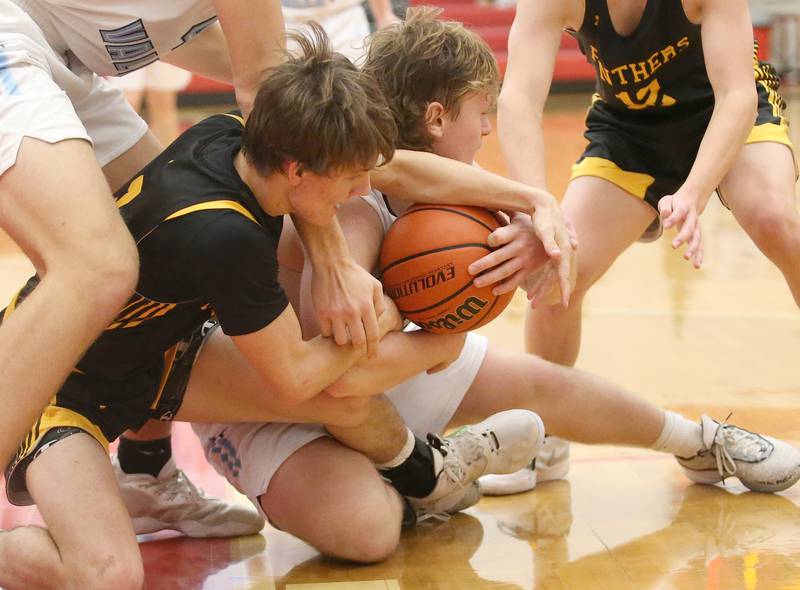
0, 0, 336, 538
192, 8, 800, 564
0, 29, 545, 589
476, 0, 800, 491
1, 0, 576, 537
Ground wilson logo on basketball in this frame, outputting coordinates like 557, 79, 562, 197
416, 296, 488, 331
385, 263, 455, 299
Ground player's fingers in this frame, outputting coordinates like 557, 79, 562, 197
533, 212, 562, 257
565, 218, 579, 250
494, 269, 527, 296
689, 228, 704, 269
671, 210, 695, 248
684, 224, 702, 261
486, 225, 515, 249
469, 248, 513, 279
658, 196, 674, 222
318, 316, 333, 339
695, 240, 705, 268
474, 258, 522, 290
373, 283, 386, 318
332, 318, 352, 347
557, 255, 572, 307
362, 307, 380, 359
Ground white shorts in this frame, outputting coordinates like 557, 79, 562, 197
192, 332, 489, 516
285, 3, 370, 64
0, 0, 147, 175
110, 61, 193, 93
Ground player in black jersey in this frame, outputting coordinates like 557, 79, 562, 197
0, 28, 552, 587
469, 0, 800, 492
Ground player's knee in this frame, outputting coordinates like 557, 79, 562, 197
74, 233, 139, 312
745, 201, 800, 256
332, 498, 402, 563
68, 551, 144, 590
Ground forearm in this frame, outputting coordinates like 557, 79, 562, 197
214, 0, 287, 116
367, 0, 397, 26
325, 331, 464, 398
161, 23, 233, 84
498, 102, 549, 189
371, 150, 548, 214
682, 89, 756, 207
288, 334, 368, 402
291, 215, 350, 268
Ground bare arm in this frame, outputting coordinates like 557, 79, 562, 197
658, 0, 757, 266
212, 0, 287, 117
498, 0, 574, 189
294, 198, 468, 397
366, 0, 400, 29
160, 22, 233, 84
230, 301, 400, 405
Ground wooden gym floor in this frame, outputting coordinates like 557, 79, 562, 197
0, 88, 798, 589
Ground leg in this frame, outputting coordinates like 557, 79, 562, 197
526, 176, 656, 365
260, 437, 403, 562
455, 347, 800, 492
452, 347, 664, 447
0, 434, 143, 590
0, 138, 138, 464
718, 142, 800, 306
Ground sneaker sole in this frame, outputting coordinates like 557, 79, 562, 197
480, 469, 537, 496
132, 516, 264, 538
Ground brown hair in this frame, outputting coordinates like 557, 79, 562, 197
243, 23, 397, 176
363, 7, 499, 151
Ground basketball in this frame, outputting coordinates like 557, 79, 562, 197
379, 204, 514, 334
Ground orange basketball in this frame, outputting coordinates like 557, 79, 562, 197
379, 204, 514, 334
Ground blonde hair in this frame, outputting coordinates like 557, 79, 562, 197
363, 7, 499, 151
243, 23, 397, 176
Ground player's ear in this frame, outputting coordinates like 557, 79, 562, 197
424, 101, 446, 140
284, 160, 304, 184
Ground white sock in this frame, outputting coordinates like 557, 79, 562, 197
651, 411, 703, 458
375, 428, 416, 469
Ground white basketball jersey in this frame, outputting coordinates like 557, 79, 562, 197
361, 189, 397, 234
11, 0, 217, 76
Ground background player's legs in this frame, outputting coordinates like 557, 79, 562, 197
718, 142, 800, 306
0, 138, 138, 465
0, 434, 143, 590
260, 437, 404, 563
526, 176, 656, 366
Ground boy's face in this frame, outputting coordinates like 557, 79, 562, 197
432, 91, 492, 164
289, 165, 373, 225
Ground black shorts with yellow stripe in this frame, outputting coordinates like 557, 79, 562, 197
571, 74, 795, 230
5, 319, 220, 506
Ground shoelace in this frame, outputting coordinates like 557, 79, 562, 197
711, 420, 769, 480
140, 469, 208, 503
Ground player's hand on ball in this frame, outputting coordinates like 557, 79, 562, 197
312, 258, 386, 358
658, 191, 705, 269
530, 197, 578, 306
470, 214, 551, 295
525, 245, 578, 308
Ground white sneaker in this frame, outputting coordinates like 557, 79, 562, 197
112, 455, 265, 537
677, 415, 800, 493
481, 436, 570, 496
410, 410, 545, 519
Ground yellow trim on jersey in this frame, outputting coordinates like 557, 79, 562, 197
164, 200, 258, 224
117, 175, 145, 208
4, 285, 24, 318
223, 113, 245, 126
150, 344, 179, 410
571, 157, 656, 198
17, 405, 109, 462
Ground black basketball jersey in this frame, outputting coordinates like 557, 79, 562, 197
4, 113, 288, 380
571, 0, 713, 115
